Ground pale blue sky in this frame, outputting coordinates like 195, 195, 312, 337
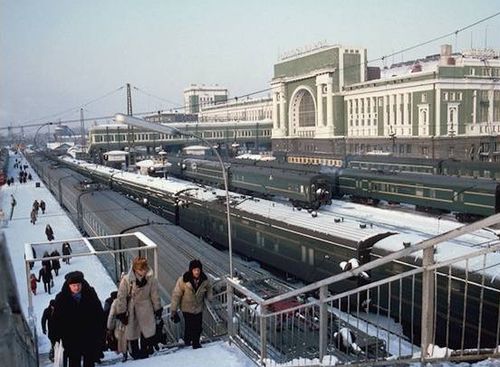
1, 0, 499, 130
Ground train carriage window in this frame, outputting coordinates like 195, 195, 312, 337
484, 170, 491, 179
416, 185, 424, 197
308, 248, 314, 266
300, 185, 304, 193
301, 246, 307, 263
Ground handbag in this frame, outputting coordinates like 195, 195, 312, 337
53, 341, 64, 367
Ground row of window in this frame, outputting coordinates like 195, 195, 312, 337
91, 129, 272, 143
288, 156, 343, 167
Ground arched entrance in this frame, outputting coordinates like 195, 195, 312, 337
289, 87, 316, 136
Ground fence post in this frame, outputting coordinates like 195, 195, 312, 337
319, 285, 328, 362
260, 306, 267, 366
227, 281, 234, 342
421, 246, 435, 360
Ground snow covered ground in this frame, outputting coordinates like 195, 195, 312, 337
0, 151, 254, 367
3, 150, 500, 367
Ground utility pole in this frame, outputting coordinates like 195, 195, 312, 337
80, 108, 86, 148
126, 83, 135, 167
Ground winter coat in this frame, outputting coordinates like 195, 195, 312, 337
107, 299, 127, 354
40, 200, 46, 212
30, 209, 37, 224
62, 243, 72, 256
50, 250, 61, 271
45, 226, 54, 241
115, 268, 161, 340
41, 254, 52, 272
41, 306, 56, 342
38, 267, 53, 284
52, 279, 105, 360
171, 270, 212, 315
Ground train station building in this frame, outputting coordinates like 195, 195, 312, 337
269, 44, 500, 163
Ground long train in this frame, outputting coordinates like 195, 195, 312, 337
39, 152, 500, 351
163, 154, 500, 222
165, 154, 332, 209
27, 153, 388, 363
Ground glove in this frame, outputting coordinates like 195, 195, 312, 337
115, 312, 128, 326
155, 308, 163, 320
170, 311, 180, 324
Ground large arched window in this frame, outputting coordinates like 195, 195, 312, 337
291, 89, 316, 128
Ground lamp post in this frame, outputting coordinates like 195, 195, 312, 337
115, 113, 234, 278
389, 126, 396, 155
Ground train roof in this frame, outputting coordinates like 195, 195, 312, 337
60, 157, 500, 278
340, 168, 499, 190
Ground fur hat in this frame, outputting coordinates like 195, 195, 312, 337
189, 259, 202, 272
65, 271, 84, 284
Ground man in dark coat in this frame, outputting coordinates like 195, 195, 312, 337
40, 200, 46, 214
52, 271, 105, 367
45, 224, 55, 241
50, 249, 61, 276
42, 299, 57, 361
62, 242, 72, 264
38, 264, 53, 294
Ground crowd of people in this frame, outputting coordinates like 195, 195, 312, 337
38, 256, 212, 366
8, 155, 215, 366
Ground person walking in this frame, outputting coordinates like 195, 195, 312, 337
30, 208, 37, 225
50, 249, 61, 276
115, 257, 162, 360
45, 224, 55, 241
33, 200, 40, 214
52, 271, 105, 367
30, 273, 38, 295
0, 208, 6, 227
40, 200, 46, 214
9, 194, 16, 220
38, 264, 53, 294
42, 299, 57, 361
170, 259, 212, 349
107, 292, 128, 362
62, 242, 72, 264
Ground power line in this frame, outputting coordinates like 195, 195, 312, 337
5, 11, 500, 132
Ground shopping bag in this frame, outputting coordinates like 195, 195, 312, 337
53, 340, 64, 367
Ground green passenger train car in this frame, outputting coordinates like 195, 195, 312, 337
338, 168, 500, 221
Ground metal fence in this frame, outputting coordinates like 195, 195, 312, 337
0, 233, 37, 367
226, 213, 500, 366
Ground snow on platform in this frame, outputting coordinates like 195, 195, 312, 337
1, 151, 255, 367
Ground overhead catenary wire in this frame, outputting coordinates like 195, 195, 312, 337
4, 10, 500, 132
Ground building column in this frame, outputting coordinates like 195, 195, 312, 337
316, 83, 324, 127
489, 89, 494, 130
279, 86, 287, 136
326, 78, 333, 129
272, 92, 279, 129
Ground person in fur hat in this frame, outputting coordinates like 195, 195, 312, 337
52, 271, 105, 367
170, 259, 212, 349
114, 257, 162, 359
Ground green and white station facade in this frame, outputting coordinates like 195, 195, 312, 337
270, 44, 500, 162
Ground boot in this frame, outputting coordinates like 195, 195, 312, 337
130, 339, 145, 360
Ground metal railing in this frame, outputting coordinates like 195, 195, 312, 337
0, 233, 37, 367
226, 213, 500, 366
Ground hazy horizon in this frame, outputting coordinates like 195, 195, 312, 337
1, 0, 499, 134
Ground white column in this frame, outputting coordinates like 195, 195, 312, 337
316, 83, 323, 127
489, 89, 494, 129
272, 92, 279, 129
279, 87, 286, 136
435, 88, 440, 136
326, 79, 333, 128
472, 90, 477, 124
